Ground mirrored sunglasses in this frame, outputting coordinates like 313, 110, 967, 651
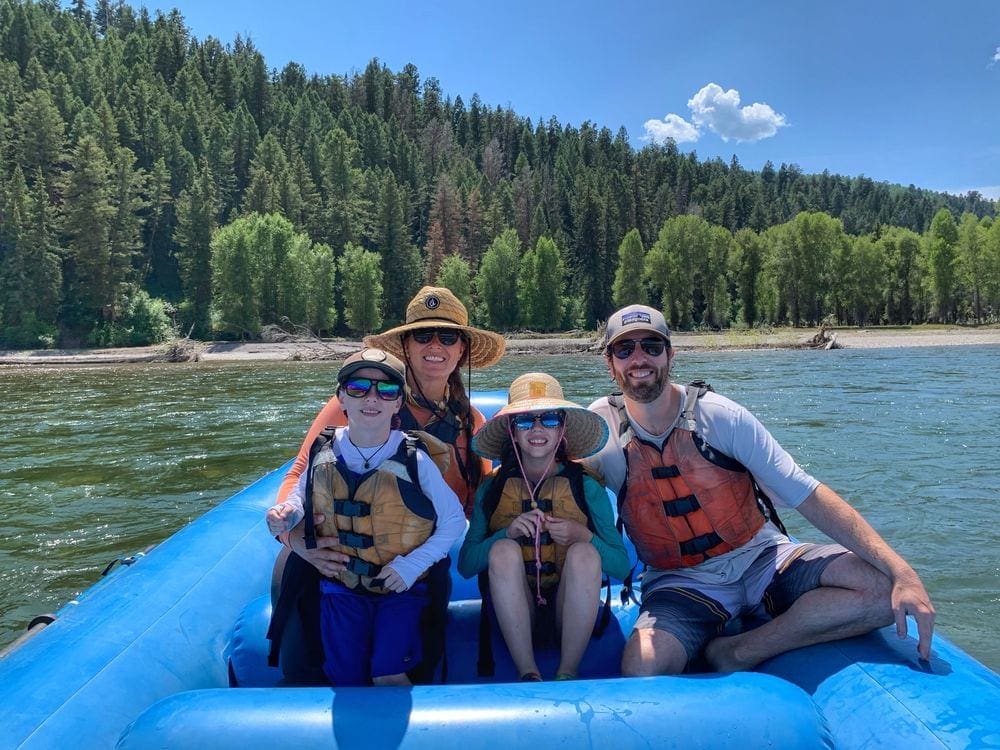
510, 411, 565, 431
408, 328, 463, 346
609, 337, 668, 360
342, 377, 403, 401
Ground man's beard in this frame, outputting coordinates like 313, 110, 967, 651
614, 363, 669, 403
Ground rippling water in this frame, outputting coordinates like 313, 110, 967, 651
1, 345, 997, 671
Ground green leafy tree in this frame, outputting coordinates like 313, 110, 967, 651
434, 255, 473, 312
848, 235, 886, 325
476, 228, 521, 329
924, 208, 959, 322
518, 235, 565, 331
732, 228, 764, 326
339, 242, 383, 335
645, 215, 710, 329
956, 212, 987, 322
612, 228, 647, 307
879, 227, 923, 324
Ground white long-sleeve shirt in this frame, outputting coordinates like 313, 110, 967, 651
279, 428, 467, 589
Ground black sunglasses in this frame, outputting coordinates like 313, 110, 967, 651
342, 377, 403, 401
609, 337, 668, 360
408, 328, 463, 346
510, 411, 565, 431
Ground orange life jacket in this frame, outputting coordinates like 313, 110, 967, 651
615, 384, 767, 570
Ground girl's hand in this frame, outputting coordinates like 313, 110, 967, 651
544, 516, 592, 546
507, 508, 546, 540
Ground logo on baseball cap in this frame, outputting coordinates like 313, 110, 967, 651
604, 305, 671, 347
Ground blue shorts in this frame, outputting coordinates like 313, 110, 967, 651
319, 580, 430, 686
634, 542, 847, 660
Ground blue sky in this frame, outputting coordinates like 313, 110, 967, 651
143, 0, 1000, 199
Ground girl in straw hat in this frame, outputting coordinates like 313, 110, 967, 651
270, 287, 505, 685
458, 373, 630, 682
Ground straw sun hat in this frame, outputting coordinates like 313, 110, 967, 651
363, 286, 506, 369
472, 373, 609, 461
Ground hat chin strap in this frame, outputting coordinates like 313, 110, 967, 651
506, 420, 566, 606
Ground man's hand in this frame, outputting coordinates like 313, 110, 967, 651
286, 512, 350, 577
891, 570, 936, 661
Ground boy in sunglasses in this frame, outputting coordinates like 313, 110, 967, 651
458, 373, 629, 681
583, 304, 935, 676
265, 348, 467, 686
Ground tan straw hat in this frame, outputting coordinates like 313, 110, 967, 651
363, 286, 506, 369
472, 373, 609, 461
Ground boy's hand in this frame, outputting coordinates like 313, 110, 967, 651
379, 565, 409, 593
507, 508, 546, 540
266, 503, 301, 535
286, 513, 351, 577
544, 516, 592, 546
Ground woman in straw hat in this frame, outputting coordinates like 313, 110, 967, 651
458, 373, 630, 682
270, 286, 505, 685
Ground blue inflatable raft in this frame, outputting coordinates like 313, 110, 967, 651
1, 393, 998, 749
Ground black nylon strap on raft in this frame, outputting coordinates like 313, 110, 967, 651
476, 571, 495, 677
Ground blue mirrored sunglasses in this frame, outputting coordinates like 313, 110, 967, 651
510, 411, 565, 431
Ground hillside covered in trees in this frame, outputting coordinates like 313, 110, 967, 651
1, 0, 997, 349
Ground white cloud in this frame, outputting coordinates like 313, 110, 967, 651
642, 113, 700, 144
687, 83, 787, 143
992, 47, 1000, 65
642, 83, 787, 146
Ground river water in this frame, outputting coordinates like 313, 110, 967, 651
1, 345, 997, 671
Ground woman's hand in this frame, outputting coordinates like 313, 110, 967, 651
265, 503, 301, 535
506, 508, 546, 540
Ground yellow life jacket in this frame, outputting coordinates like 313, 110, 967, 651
484, 462, 591, 591
303, 429, 450, 593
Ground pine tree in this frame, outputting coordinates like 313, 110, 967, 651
174, 159, 219, 337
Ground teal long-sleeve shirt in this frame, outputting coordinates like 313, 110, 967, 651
457, 463, 631, 582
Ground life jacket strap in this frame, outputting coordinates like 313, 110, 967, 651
651, 465, 681, 478
524, 560, 558, 577
521, 498, 553, 513
680, 532, 724, 558
334, 499, 371, 517
345, 556, 381, 578
662, 494, 700, 517
338, 530, 373, 548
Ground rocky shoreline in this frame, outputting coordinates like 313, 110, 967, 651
1, 326, 998, 366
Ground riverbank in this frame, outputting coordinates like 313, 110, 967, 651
1, 325, 998, 366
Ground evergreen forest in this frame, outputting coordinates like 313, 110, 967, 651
1, 0, 998, 349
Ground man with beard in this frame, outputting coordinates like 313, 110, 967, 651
583, 304, 935, 676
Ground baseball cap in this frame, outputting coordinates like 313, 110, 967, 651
604, 305, 671, 347
336, 348, 406, 387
